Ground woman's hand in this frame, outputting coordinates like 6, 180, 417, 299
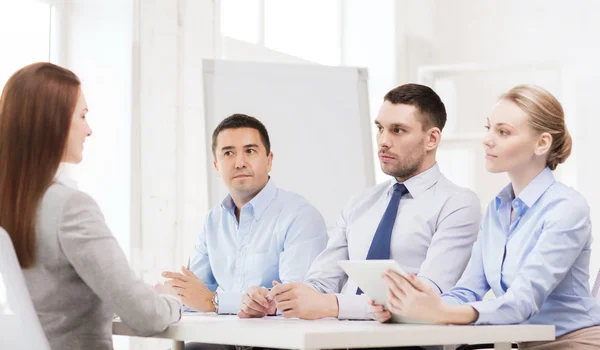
382, 271, 446, 324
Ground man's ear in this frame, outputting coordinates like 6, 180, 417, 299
267, 152, 273, 173
213, 159, 220, 177
426, 127, 442, 151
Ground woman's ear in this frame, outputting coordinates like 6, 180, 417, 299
535, 132, 553, 156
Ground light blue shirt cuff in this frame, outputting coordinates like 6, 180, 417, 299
468, 300, 496, 324
217, 291, 243, 315
183, 305, 194, 312
335, 293, 371, 320
440, 294, 463, 307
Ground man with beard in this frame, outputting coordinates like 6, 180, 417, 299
264, 84, 481, 332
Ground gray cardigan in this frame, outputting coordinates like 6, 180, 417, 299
22, 182, 181, 349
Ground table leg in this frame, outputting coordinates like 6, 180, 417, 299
172, 340, 184, 350
494, 343, 511, 350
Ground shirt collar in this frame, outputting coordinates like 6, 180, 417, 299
220, 178, 278, 220
386, 163, 441, 198
54, 163, 78, 189
495, 183, 514, 210
495, 167, 555, 211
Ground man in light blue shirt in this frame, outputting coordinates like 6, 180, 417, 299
163, 114, 327, 317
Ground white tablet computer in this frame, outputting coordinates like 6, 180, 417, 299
338, 259, 431, 324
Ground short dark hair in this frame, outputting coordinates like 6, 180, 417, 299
211, 113, 271, 157
383, 83, 447, 131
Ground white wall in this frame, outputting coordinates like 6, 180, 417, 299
133, 0, 215, 279
430, 1, 599, 66
61, 0, 133, 263
344, 0, 396, 184
221, 36, 312, 64
398, 0, 600, 280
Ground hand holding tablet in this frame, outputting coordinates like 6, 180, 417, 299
338, 259, 431, 324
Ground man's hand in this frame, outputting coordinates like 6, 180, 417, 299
368, 299, 391, 323
268, 281, 338, 320
163, 266, 216, 312
238, 286, 276, 318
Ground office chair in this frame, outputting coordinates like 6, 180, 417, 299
0, 227, 51, 350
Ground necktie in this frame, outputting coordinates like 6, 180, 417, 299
357, 183, 408, 295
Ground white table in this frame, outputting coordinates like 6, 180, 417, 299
113, 314, 555, 350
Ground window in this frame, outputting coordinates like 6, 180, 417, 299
0, 1, 52, 92
219, 0, 396, 182
264, 0, 341, 65
220, 0, 261, 44
220, 0, 341, 65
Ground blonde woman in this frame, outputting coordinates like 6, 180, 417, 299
0, 62, 181, 349
371, 85, 600, 349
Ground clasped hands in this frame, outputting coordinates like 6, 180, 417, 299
240, 281, 338, 319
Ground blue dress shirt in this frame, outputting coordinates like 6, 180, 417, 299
442, 167, 600, 336
189, 179, 327, 314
